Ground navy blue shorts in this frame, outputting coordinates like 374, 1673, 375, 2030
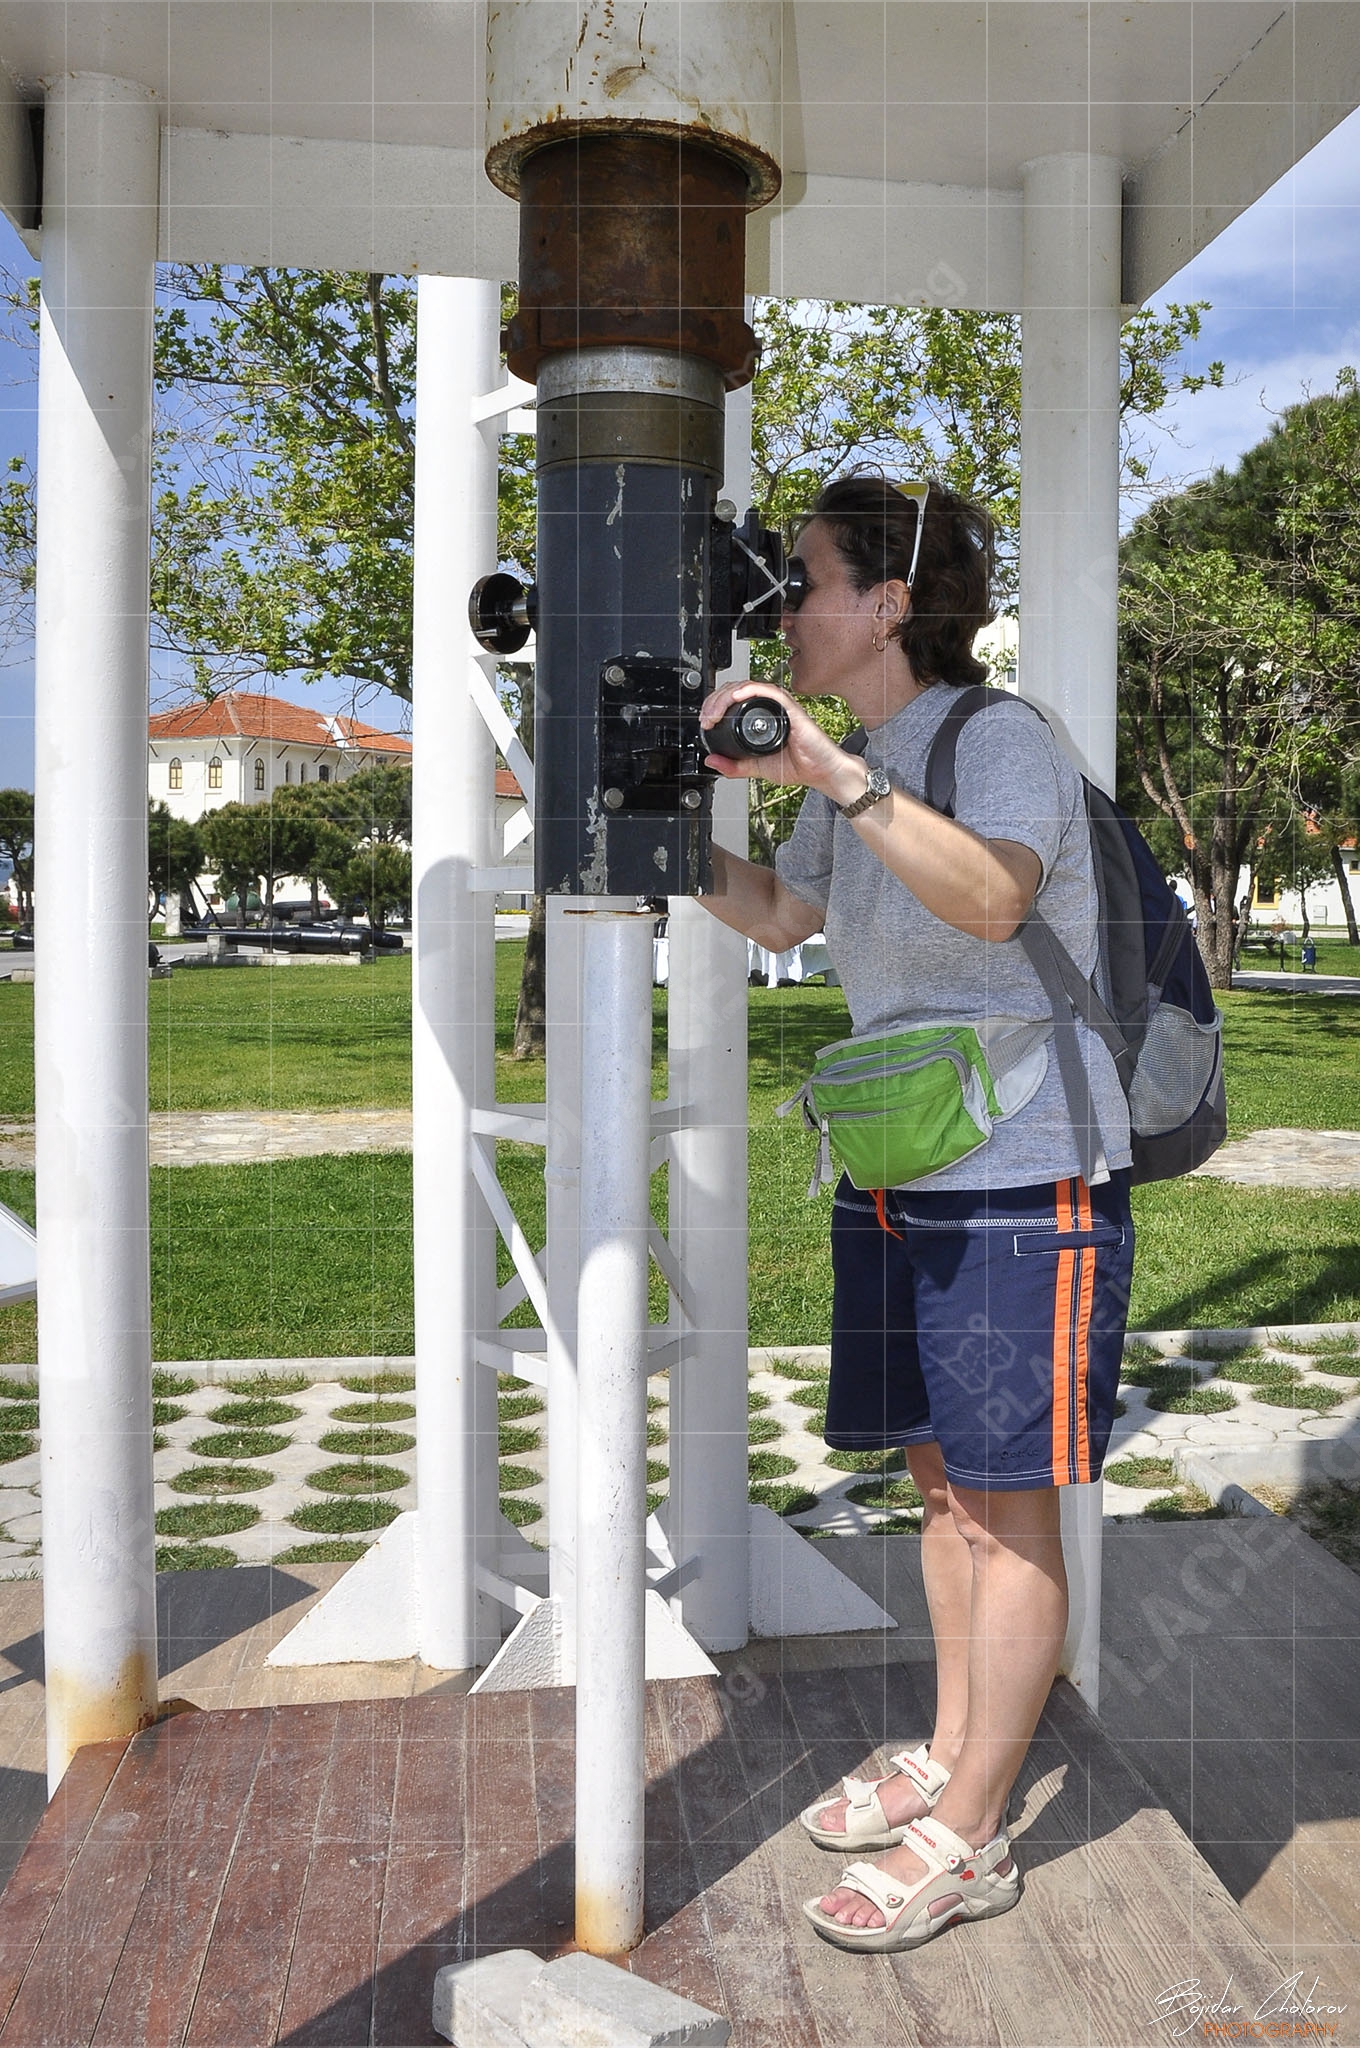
827, 1173, 1134, 1493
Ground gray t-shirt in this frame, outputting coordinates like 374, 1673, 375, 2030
775, 685, 1132, 1190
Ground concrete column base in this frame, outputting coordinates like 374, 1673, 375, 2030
433, 1948, 730, 2047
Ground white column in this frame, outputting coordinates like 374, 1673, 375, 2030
545, 899, 583, 1619
1019, 153, 1123, 793
411, 275, 502, 1671
33, 75, 160, 1792
1020, 154, 1123, 1713
574, 907, 654, 1956
664, 373, 753, 1652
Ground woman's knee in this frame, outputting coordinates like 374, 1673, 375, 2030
905, 1441, 952, 1520
944, 1481, 1063, 1557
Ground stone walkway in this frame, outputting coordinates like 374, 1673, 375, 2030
0, 1110, 414, 1171
1, 1111, 1356, 1183
1190, 1126, 1360, 1186
0, 1326, 1355, 1577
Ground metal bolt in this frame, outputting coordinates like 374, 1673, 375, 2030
681, 788, 703, 810
603, 663, 627, 686
602, 787, 625, 810
683, 669, 703, 691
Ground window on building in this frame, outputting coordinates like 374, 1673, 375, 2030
1256, 882, 1276, 906
168, 758, 182, 791
1349, 855, 1359, 874
208, 757, 223, 790
318, 764, 331, 784
285, 760, 292, 783
254, 758, 266, 791
298, 763, 307, 784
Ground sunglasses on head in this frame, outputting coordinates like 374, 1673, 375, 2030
782, 480, 931, 613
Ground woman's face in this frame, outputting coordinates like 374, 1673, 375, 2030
780, 517, 885, 700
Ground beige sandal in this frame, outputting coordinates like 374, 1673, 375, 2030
803, 1816, 1020, 1954
797, 1743, 951, 1851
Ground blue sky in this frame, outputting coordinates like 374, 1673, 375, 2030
2, 105, 1360, 793
1136, 106, 1360, 494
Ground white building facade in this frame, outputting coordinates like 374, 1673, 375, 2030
148, 691, 411, 821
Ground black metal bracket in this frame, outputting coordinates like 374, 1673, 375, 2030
598, 655, 711, 816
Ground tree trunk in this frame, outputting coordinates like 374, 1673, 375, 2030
1299, 885, 1311, 943
1200, 861, 1243, 991
1331, 842, 1360, 945
513, 893, 547, 1060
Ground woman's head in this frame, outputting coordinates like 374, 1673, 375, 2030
804, 473, 995, 688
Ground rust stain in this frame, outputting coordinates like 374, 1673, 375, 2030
602, 63, 647, 98
575, 1889, 643, 1956
47, 1646, 158, 1777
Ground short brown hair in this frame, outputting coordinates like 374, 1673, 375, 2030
809, 473, 995, 687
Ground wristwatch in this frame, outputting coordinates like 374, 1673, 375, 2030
838, 766, 892, 819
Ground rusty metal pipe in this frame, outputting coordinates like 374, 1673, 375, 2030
505, 133, 757, 388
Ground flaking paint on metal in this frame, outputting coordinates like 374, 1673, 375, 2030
580, 793, 611, 893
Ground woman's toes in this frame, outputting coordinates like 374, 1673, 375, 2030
818, 1802, 848, 1833
819, 1887, 884, 1929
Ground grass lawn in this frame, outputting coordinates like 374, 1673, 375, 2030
1, 941, 1358, 1361
0, 954, 415, 1117
1244, 929, 1360, 979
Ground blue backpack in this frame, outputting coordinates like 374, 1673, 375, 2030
924, 685, 1227, 1187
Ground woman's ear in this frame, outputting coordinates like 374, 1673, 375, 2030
877, 576, 910, 627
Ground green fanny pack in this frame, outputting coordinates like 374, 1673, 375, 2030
778, 1018, 1051, 1195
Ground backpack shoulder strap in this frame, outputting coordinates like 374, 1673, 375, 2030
922, 685, 1133, 1185
923, 684, 1014, 818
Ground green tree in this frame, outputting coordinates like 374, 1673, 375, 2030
147, 800, 204, 926
1119, 533, 1353, 986
200, 802, 276, 923
0, 786, 33, 925
1119, 382, 1360, 985
265, 781, 344, 917
307, 762, 413, 936
317, 838, 412, 937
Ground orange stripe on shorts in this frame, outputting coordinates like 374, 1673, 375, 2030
1073, 1231, 1096, 1482
1050, 1178, 1096, 1484
1051, 1247, 1075, 1486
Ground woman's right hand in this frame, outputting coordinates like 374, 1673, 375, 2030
699, 680, 865, 805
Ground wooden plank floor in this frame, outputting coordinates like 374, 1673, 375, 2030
0, 1670, 1298, 2048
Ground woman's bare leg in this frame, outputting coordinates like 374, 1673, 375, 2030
812, 1440, 968, 1833
818, 1480, 1067, 1924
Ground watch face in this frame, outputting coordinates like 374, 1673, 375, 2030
868, 769, 890, 795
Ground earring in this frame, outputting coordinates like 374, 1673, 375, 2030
872, 629, 889, 654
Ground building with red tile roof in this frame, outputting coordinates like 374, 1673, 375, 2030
148, 691, 412, 820
146, 691, 531, 912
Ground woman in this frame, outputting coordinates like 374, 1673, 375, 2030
697, 474, 1134, 1956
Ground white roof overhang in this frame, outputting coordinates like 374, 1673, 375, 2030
0, 2, 1355, 310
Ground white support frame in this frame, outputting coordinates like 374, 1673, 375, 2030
276, 277, 893, 1694
410, 274, 504, 1671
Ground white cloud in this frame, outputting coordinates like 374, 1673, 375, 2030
1131, 340, 1360, 504
1133, 110, 1360, 493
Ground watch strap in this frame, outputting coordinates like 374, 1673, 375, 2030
839, 767, 891, 819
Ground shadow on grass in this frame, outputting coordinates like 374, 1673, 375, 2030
1139, 1240, 1360, 1332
